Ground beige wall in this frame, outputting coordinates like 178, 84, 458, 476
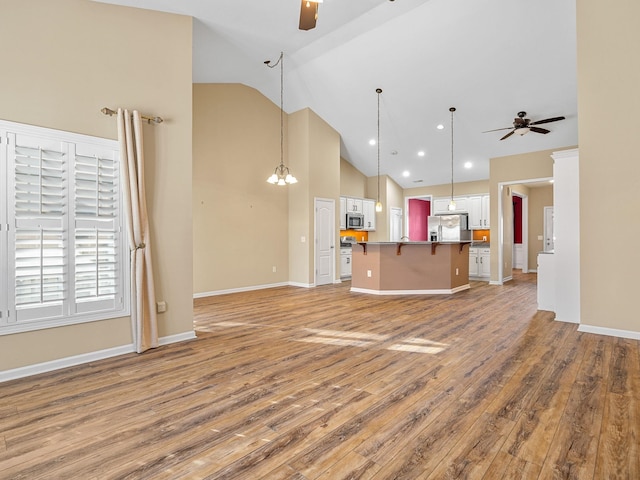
404, 180, 490, 199
528, 185, 553, 271
577, 0, 640, 332
0, 0, 193, 370
193, 84, 289, 292
340, 158, 367, 198
365, 175, 403, 242
288, 108, 341, 285
489, 149, 557, 282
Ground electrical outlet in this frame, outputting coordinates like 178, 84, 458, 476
367, 270, 372, 278
272, 266, 276, 273
156, 301, 167, 313
456, 268, 459, 276
300, 236, 306, 243
482, 236, 487, 241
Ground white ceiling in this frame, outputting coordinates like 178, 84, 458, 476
94, 0, 577, 189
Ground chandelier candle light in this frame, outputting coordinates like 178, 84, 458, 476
448, 107, 456, 211
375, 88, 383, 213
266, 52, 297, 186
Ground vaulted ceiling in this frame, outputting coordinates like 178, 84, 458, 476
95, 0, 577, 188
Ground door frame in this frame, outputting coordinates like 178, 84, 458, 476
497, 177, 551, 284
314, 197, 335, 286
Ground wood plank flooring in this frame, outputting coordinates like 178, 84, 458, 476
1, 272, 639, 479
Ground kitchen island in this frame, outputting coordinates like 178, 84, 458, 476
351, 242, 471, 295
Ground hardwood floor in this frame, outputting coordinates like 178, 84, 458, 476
1, 272, 638, 479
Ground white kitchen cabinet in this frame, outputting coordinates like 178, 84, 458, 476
469, 247, 479, 276
346, 197, 363, 214
362, 199, 376, 231
433, 196, 469, 214
433, 198, 451, 214
340, 247, 352, 277
469, 247, 490, 279
469, 194, 490, 229
339, 197, 346, 230
537, 252, 555, 311
479, 248, 490, 277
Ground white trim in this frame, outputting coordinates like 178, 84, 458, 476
350, 284, 470, 295
503, 275, 513, 283
193, 282, 289, 298
0, 330, 196, 383
289, 281, 314, 288
577, 324, 640, 341
489, 280, 503, 285
158, 331, 197, 345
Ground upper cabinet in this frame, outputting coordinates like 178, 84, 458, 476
434, 194, 489, 229
340, 196, 376, 231
468, 195, 490, 229
432, 196, 469, 215
362, 199, 376, 231
345, 197, 363, 214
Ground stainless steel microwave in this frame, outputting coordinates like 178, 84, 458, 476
346, 213, 364, 229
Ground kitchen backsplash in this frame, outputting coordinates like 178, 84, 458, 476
472, 229, 490, 242
342, 229, 368, 242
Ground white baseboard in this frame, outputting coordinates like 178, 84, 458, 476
288, 281, 314, 288
350, 284, 470, 295
194, 281, 334, 298
0, 330, 196, 383
577, 324, 640, 341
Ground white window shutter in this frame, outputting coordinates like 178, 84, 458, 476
1, 120, 127, 334
73, 144, 121, 313
9, 133, 68, 323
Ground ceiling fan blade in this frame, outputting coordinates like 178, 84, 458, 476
500, 130, 515, 141
299, 0, 318, 30
529, 116, 565, 126
529, 126, 550, 134
482, 127, 513, 133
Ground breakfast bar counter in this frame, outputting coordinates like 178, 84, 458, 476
351, 241, 471, 295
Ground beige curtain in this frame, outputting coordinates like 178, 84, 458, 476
117, 109, 158, 353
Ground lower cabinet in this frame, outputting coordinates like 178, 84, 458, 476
340, 248, 352, 277
469, 247, 490, 278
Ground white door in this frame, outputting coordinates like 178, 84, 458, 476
390, 207, 403, 241
544, 206, 554, 252
315, 198, 335, 286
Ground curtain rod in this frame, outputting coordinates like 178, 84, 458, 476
101, 107, 163, 124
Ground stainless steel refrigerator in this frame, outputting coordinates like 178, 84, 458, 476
428, 214, 471, 242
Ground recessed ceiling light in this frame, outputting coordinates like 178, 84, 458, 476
464, 161, 472, 169
418, 151, 425, 157
402, 170, 410, 177
436, 124, 444, 130
391, 150, 398, 155
369, 139, 376, 145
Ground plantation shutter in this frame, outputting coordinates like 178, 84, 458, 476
9, 133, 68, 323
1, 120, 126, 334
73, 143, 121, 313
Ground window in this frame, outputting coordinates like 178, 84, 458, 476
0, 120, 129, 334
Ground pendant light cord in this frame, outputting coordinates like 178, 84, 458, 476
450, 107, 456, 202
377, 89, 381, 205
280, 52, 284, 168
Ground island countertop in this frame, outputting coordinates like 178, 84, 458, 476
350, 241, 471, 295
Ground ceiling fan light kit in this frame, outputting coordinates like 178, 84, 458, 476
484, 111, 566, 141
